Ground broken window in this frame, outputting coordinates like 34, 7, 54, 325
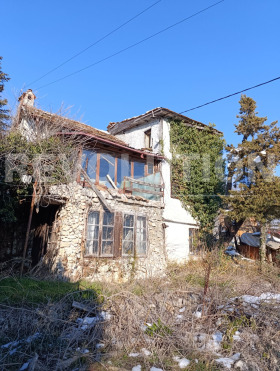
117, 155, 131, 188
81, 148, 159, 200
82, 150, 97, 182
99, 153, 116, 188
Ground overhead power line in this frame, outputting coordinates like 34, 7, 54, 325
180, 76, 280, 114
35, 0, 225, 90
27, 0, 162, 86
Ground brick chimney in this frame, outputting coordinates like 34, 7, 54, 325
18, 89, 36, 106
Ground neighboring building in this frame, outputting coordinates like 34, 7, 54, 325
9, 90, 221, 281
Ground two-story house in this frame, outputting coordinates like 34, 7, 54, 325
10, 90, 221, 281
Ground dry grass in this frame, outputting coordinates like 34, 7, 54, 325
0, 254, 280, 370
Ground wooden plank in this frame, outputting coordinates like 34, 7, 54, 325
96, 152, 100, 184
80, 167, 113, 212
114, 156, 118, 185
106, 174, 117, 189
76, 146, 83, 183
131, 161, 134, 178
113, 212, 123, 258
72, 301, 94, 312
129, 187, 163, 196
144, 163, 148, 177
124, 176, 163, 189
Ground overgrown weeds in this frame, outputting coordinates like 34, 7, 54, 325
0, 255, 280, 370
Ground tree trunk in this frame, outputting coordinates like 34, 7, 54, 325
260, 223, 267, 263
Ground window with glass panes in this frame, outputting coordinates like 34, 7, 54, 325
136, 216, 147, 255
122, 214, 134, 255
86, 211, 100, 255
86, 211, 147, 257
122, 214, 147, 256
101, 211, 114, 256
86, 211, 114, 256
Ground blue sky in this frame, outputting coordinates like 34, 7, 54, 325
2, 0, 280, 148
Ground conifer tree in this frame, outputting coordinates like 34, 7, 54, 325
226, 95, 280, 262
0, 56, 10, 133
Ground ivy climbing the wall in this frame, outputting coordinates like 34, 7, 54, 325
170, 120, 225, 234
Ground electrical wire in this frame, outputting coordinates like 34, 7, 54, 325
35, 0, 225, 90
180, 76, 280, 114
27, 0, 162, 86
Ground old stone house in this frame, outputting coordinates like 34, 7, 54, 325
11, 90, 221, 281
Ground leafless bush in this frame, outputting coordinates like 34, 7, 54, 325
1, 256, 280, 370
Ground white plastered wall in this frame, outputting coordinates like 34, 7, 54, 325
115, 119, 161, 152
161, 119, 198, 262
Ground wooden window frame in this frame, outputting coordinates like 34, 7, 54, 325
81, 147, 159, 188
144, 129, 152, 149
85, 210, 148, 258
122, 214, 135, 256
86, 210, 100, 256
136, 214, 148, 256
122, 213, 148, 257
189, 228, 200, 255
85, 209, 115, 257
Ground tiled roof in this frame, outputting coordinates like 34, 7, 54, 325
19, 106, 164, 159
107, 107, 222, 135
21, 106, 127, 146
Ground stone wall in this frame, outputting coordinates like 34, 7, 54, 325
45, 182, 166, 282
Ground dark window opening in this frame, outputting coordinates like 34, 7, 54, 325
189, 228, 200, 254
144, 129, 152, 149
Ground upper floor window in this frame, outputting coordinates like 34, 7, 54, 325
144, 129, 152, 149
82, 149, 156, 188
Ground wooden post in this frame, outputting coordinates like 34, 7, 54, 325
260, 222, 267, 265
20, 181, 37, 277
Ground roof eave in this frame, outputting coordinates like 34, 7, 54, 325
59, 132, 165, 160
